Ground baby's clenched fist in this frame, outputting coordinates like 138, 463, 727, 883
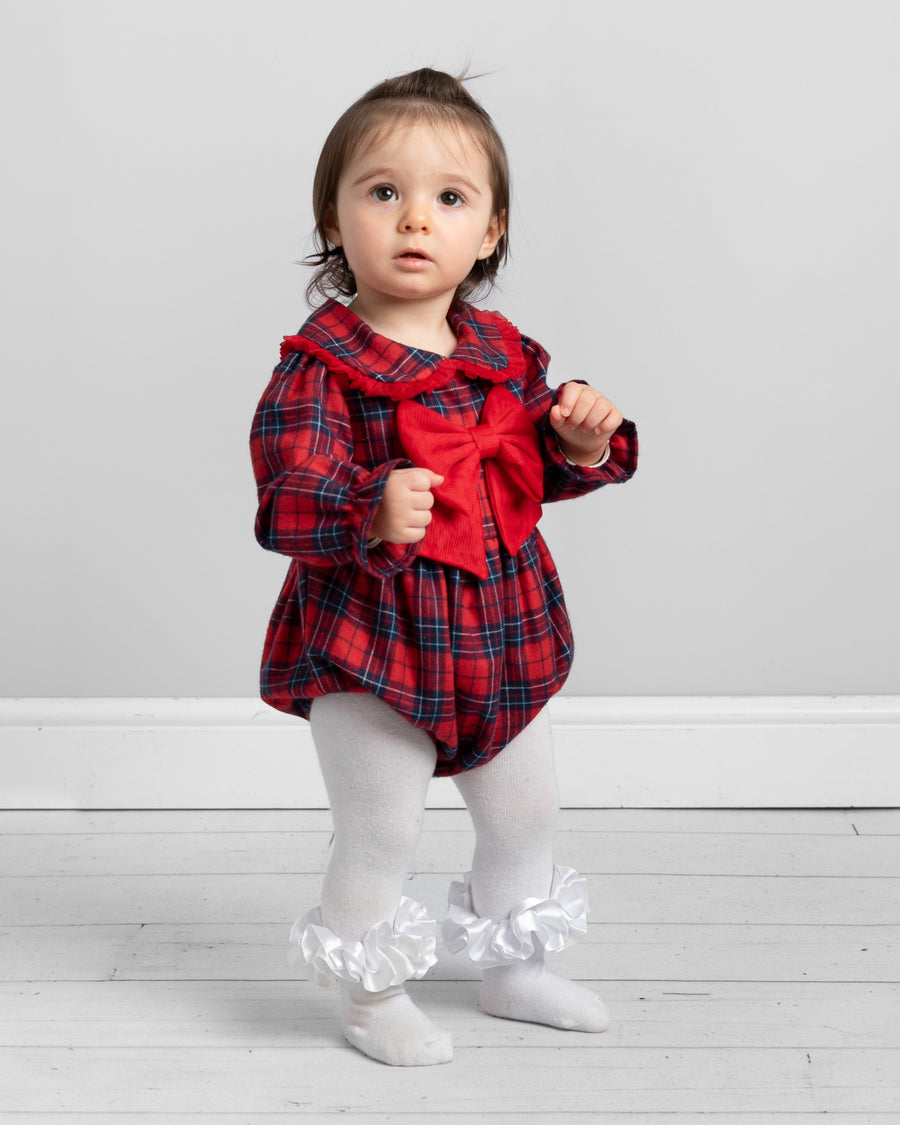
372, 467, 445, 544
549, 382, 623, 465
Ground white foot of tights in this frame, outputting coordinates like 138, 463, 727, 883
339, 983, 453, 1066
480, 955, 609, 1032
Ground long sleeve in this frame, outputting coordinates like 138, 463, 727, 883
250, 353, 418, 575
517, 332, 639, 504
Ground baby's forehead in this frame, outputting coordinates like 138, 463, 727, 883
353, 114, 488, 166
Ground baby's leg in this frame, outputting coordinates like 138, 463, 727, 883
302, 693, 452, 1066
451, 709, 609, 1032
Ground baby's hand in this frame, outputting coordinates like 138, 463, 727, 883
372, 467, 445, 543
549, 382, 623, 465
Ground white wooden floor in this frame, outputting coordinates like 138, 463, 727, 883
0, 807, 898, 1122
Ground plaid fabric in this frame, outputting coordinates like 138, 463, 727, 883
251, 299, 638, 776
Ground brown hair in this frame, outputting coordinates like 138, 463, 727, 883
305, 68, 510, 307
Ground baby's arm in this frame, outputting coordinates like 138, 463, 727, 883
251, 356, 419, 574
515, 329, 637, 501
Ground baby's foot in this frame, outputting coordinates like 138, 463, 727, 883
339, 983, 453, 1066
480, 956, 609, 1032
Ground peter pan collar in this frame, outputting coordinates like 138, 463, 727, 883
279, 298, 526, 400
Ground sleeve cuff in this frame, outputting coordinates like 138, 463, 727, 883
351, 460, 420, 576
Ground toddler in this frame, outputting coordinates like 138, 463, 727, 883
251, 67, 638, 1066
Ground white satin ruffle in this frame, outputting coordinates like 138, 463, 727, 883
289, 897, 439, 991
442, 865, 589, 968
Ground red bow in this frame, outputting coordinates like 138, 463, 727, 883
395, 385, 543, 578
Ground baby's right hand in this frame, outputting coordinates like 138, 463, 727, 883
371, 467, 445, 544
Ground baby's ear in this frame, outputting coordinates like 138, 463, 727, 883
323, 204, 342, 247
477, 210, 506, 260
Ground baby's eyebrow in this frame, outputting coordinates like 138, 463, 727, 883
350, 167, 483, 195
351, 166, 395, 187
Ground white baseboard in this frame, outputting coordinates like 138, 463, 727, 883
1, 696, 898, 809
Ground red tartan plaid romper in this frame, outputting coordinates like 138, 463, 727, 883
250, 299, 638, 776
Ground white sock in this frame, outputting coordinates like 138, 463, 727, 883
340, 983, 452, 1067
453, 710, 609, 1033
308, 693, 452, 1066
480, 952, 610, 1032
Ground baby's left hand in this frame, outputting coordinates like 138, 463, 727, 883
549, 381, 623, 465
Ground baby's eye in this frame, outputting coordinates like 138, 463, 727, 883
371, 185, 397, 202
439, 190, 464, 207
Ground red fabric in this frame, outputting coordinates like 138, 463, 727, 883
396, 385, 543, 578
251, 298, 639, 776
279, 304, 527, 401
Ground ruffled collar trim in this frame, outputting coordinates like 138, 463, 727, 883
279, 298, 525, 400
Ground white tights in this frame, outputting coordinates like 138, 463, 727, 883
311, 693, 558, 939
308, 692, 607, 1065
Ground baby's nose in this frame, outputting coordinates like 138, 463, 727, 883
400, 206, 429, 233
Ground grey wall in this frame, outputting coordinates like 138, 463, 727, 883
2, 0, 898, 698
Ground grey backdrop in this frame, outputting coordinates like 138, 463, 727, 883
3, 0, 898, 698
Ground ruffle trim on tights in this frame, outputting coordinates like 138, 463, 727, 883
289, 897, 439, 991
441, 865, 589, 968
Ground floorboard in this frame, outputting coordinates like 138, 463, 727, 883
4, 828, 898, 877
0, 807, 897, 1118
1, 1045, 898, 1114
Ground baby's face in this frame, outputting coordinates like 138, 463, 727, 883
325, 120, 504, 310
